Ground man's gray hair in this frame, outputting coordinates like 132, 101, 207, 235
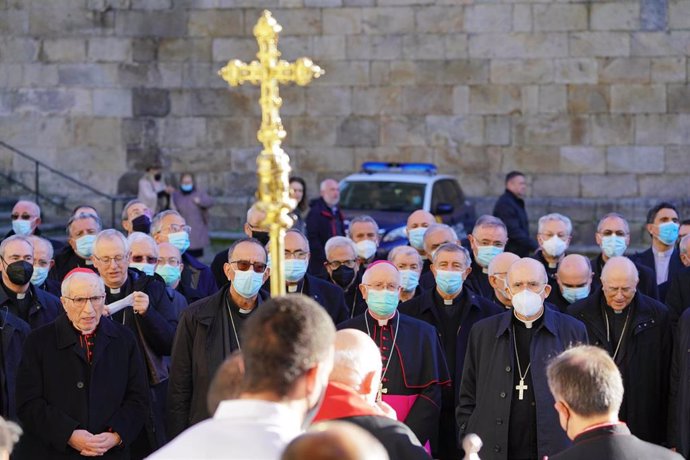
547, 345, 624, 417
348, 215, 380, 237
331, 347, 381, 387
0, 235, 33, 259
423, 223, 458, 247
121, 199, 148, 222
472, 215, 507, 236
13, 200, 41, 218
387, 245, 422, 267
66, 213, 102, 236
538, 213, 572, 235
246, 204, 266, 225
29, 236, 53, 260
226, 237, 267, 263
151, 210, 184, 235
596, 212, 630, 234
61, 270, 105, 297
93, 229, 129, 255
680, 234, 690, 255
127, 232, 159, 257
431, 242, 471, 266
325, 236, 357, 261
361, 262, 401, 286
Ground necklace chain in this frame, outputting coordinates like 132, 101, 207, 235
603, 306, 631, 361
225, 295, 241, 352
512, 325, 531, 381
365, 313, 400, 387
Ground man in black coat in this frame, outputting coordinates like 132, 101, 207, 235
669, 307, 690, 458
167, 237, 270, 438
400, 243, 502, 459
492, 171, 538, 257
0, 235, 60, 330
313, 329, 431, 460
306, 178, 345, 277
665, 266, 690, 329
0, 310, 30, 421
457, 258, 588, 460
322, 236, 366, 318
546, 345, 681, 460
417, 223, 461, 291
590, 212, 659, 299
15, 270, 149, 459
466, 215, 508, 300
29, 235, 62, 297
49, 213, 101, 282
567, 257, 671, 445
547, 254, 594, 313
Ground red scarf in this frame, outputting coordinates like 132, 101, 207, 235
313, 382, 380, 422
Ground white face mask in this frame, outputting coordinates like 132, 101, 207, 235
511, 288, 544, 318
542, 235, 567, 258
355, 240, 377, 260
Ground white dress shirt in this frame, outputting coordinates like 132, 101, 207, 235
147, 399, 303, 460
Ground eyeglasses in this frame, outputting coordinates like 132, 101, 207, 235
326, 259, 356, 270
158, 257, 181, 266
165, 224, 191, 234
93, 254, 126, 265
603, 286, 635, 296
64, 295, 106, 307
131, 255, 158, 264
11, 213, 34, 220
364, 283, 399, 292
230, 260, 267, 273
285, 250, 309, 260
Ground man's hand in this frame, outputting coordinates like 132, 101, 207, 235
68, 429, 98, 455
132, 291, 149, 315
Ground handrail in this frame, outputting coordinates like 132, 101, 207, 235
0, 140, 134, 227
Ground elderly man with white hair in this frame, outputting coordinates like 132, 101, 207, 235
466, 215, 509, 299
532, 213, 572, 283
323, 236, 366, 318
387, 245, 424, 303
306, 179, 346, 276
567, 256, 671, 446
15, 269, 149, 459
338, 262, 449, 456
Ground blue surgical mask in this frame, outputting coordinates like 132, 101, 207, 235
407, 227, 427, 251
601, 235, 627, 258
561, 285, 590, 304
366, 289, 399, 317
400, 269, 420, 292
130, 262, 155, 276
232, 269, 264, 299
180, 184, 193, 193
12, 219, 32, 236
436, 270, 464, 295
476, 245, 503, 268
156, 264, 181, 287
285, 259, 308, 283
168, 231, 190, 254
30, 266, 49, 287
658, 222, 680, 246
75, 234, 96, 258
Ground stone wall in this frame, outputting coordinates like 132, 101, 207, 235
0, 0, 689, 242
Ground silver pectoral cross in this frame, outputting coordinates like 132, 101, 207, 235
516, 379, 528, 400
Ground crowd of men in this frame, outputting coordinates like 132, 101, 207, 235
0, 170, 688, 459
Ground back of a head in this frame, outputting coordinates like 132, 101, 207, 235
331, 329, 381, 390
547, 345, 624, 417
241, 295, 336, 397
282, 422, 389, 460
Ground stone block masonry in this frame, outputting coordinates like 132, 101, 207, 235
0, 1, 688, 243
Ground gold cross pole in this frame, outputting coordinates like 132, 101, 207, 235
218, 10, 324, 296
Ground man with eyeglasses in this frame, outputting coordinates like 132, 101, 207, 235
3, 200, 63, 252
168, 237, 270, 439
348, 215, 382, 268
532, 213, 572, 283
457, 257, 588, 460
567, 256, 671, 445
91, 229, 177, 457
466, 215, 509, 299
152, 210, 217, 298
49, 213, 101, 283
400, 243, 501, 459
28, 235, 61, 297
323, 236, 366, 318
15, 269, 149, 459
0, 235, 60, 330
156, 242, 200, 317
338, 261, 449, 456
590, 213, 658, 300
418, 224, 460, 291
487, 252, 520, 309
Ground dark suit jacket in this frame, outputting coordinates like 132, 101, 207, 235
15, 315, 149, 459
669, 308, 690, 457
48, 245, 98, 282
590, 254, 659, 300
630, 247, 683, 301
465, 258, 494, 300
0, 311, 30, 420
306, 197, 345, 276
210, 247, 229, 290
0, 283, 60, 330
181, 252, 217, 298
492, 190, 538, 257
291, 274, 349, 324
549, 423, 682, 460
665, 266, 690, 329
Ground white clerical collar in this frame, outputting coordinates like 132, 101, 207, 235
513, 308, 544, 329
367, 310, 394, 326
482, 267, 489, 274
287, 284, 298, 293
239, 307, 253, 314
443, 298, 454, 305
85, 260, 93, 266
548, 261, 558, 269
16, 292, 26, 300
109, 287, 120, 294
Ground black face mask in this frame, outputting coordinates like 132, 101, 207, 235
153, 173, 162, 181
131, 214, 152, 234
252, 231, 270, 246
331, 266, 355, 289
5, 260, 33, 286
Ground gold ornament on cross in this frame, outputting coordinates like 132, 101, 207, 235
218, 10, 324, 296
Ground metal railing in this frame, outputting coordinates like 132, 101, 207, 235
0, 141, 134, 228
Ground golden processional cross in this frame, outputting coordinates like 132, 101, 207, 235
218, 10, 324, 296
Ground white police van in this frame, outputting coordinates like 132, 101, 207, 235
339, 162, 477, 255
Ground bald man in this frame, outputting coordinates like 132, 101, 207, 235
313, 330, 429, 460
405, 210, 436, 274
4, 200, 64, 252
457, 258, 588, 460
338, 263, 449, 455
547, 254, 593, 312
307, 179, 346, 276
487, 252, 520, 308
567, 256, 671, 445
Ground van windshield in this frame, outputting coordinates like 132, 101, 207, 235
340, 181, 425, 212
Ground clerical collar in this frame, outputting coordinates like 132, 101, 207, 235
513, 309, 544, 329
287, 284, 298, 293
85, 259, 93, 266
548, 261, 558, 269
238, 307, 253, 315
482, 267, 489, 274
443, 298, 454, 305
109, 287, 121, 294
16, 292, 26, 300
367, 309, 395, 326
